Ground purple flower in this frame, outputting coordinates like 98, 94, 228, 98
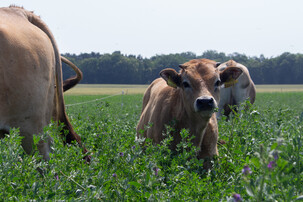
273, 151, 279, 160
268, 161, 276, 169
54, 173, 59, 180
242, 165, 252, 175
153, 167, 159, 176
132, 145, 136, 150
233, 193, 243, 202
119, 152, 124, 157
112, 173, 117, 178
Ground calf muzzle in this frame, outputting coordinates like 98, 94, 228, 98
195, 96, 216, 112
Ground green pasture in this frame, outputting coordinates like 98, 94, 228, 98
64, 84, 149, 95
0, 88, 302, 200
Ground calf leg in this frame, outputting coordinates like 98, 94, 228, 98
197, 117, 218, 170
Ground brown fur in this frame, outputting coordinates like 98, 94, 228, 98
137, 59, 242, 169
0, 6, 89, 161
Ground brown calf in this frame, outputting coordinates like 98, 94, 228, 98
137, 59, 242, 168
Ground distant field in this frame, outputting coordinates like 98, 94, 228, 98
64, 84, 303, 95
256, 84, 303, 92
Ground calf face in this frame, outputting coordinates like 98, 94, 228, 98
160, 59, 243, 119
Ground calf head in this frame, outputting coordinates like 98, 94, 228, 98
160, 59, 243, 119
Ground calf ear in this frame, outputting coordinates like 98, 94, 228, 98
160, 68, 181, 88
219, 67, 243, 88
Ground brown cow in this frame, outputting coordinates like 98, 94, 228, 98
0, 6, 88, 161
137, 59, 243, 168
216, 60, 256, 118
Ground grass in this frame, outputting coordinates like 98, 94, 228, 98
0, 90, 302, 200
64, 84, 148, 95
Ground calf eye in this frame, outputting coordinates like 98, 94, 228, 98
183, 81, 190, 88
215, 79, 221, 87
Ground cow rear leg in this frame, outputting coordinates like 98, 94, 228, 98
37, 136, 53, 161
20, 133, 52, 160
20, 133, 34, 155
198, 118, 219, 170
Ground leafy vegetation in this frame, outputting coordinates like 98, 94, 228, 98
0, 92, 302, 200
63, 50, 303, 84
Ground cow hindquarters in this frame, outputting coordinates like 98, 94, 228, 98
0, 19, 56, 160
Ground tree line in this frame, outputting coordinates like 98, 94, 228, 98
62, 50, 303, 84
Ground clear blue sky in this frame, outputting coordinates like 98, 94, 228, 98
1, 0, 302, 58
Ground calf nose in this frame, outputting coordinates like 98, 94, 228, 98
195, 96, 215, 112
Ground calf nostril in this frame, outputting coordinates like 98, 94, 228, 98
197, 98, 213, 106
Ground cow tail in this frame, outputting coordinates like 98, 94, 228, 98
61, 56, 83, 92
23, 10, 89, 158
